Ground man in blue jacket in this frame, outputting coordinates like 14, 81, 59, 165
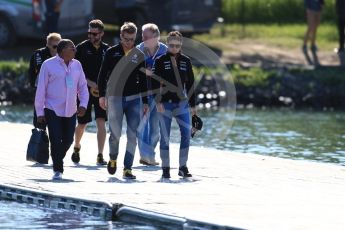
136, 23, 168, 166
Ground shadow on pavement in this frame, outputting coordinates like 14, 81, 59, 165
29, 163, 52, 169
68, 164, 104, 171
311, 50, 320, 66
302, 47, 313, 65
28, 178, 83, 183
157, 178, 198, 183
98, 177, 146, 183
132, 165, 161, 171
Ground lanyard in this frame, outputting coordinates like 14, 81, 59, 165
60, 59, 73, 88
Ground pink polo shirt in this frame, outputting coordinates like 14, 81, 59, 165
35, 55, 89, 117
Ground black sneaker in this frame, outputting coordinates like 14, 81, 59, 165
107, 160, 117, 175
162, 167, 170, 179
71, 147, 80, 163
178, 166, 192, 178
97, 154, 107, 165
123, 169, 136, 179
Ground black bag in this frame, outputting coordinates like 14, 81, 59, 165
191, 114, 203, 138
26, 128, 49, 164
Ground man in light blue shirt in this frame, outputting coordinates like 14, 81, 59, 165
137, 23, 168, 165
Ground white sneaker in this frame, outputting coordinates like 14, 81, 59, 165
52, 171, 62, 180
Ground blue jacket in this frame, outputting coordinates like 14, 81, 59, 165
136, 42, 168, 69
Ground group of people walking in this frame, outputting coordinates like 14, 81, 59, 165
29, 20, 196, 180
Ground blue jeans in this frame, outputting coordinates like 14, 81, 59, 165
107, 96, 141, 170
158, 100, 191, 168
45, 109, 76, 173
138, 95, 160, 161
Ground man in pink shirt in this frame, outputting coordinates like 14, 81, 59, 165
35, 39, 89, 180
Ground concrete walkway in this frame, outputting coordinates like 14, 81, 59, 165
1, 122, 345, 229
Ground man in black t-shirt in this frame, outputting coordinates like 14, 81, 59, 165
71, 19, 110, 165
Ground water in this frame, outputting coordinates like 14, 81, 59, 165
0, 199, 155, 229
1, 105, 345, 165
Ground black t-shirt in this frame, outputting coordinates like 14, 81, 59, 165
75, 40, 109, 83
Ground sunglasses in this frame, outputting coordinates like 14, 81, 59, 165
122, 37, 135, 42
168, 44, 181, 49
66, 46, 76, 51
88, 31, 100, 36
52, 45, 58, 49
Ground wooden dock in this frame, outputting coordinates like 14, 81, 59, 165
1, 122, 345, 229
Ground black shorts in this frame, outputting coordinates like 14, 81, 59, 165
77, 94, 107, 124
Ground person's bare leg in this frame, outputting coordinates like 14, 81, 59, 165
74, 123, 87, 149
95, 118, 107, 165
311, 11, 322, 47
303, 9, 313, 46
96, 118, 106, 154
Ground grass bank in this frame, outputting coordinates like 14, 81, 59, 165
221, 0, 336, 23
0, 61, 28, 75
194, 23, 338, 51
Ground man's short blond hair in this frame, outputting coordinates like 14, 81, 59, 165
46, 33, 61, 43
120, 22, 137, 34
142, 23, 160, 38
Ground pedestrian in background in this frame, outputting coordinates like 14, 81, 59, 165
45, 0, 63, 34
71, 19, 110, 165
35, 39, 89, 180
302, 0, 324, 52
98, 22, 148, 179
137, 23, 168, 166
152, 31, 196, 179
336, 0, 345, 53
28, 32, 61, 128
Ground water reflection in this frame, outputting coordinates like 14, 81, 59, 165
0, 199, 155, 229
1, 105, 345, 165
215, 108, 345, 164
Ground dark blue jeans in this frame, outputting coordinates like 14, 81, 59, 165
45, 109, 76, 173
